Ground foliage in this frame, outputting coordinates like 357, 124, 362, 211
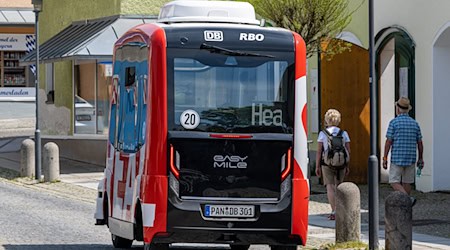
247, 0, 363, 58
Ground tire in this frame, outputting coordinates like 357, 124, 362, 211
270, 245, 297, 250
134, 204, 143, 241
230, 244, 250, 250
144, 242, 169, 250
111, 234, 133, 248
103, 193, 109, 227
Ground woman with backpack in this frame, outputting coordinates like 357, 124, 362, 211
315, 108, 351, 220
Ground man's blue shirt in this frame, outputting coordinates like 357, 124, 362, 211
386, 113, 422, 166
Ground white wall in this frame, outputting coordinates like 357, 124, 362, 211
376, 0, 450, 191
379, 39, 395, 183
432, 40, 450, 191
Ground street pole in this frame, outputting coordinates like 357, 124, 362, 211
33, 1, 42, 181
368, 0, 379, 249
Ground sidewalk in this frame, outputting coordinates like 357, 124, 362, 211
1, 136, 450, 249
308, 214, 450, 249
0, 145, 104, 190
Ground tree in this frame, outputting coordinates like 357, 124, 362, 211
247, 0, 362, 58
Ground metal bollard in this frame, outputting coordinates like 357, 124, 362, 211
336, 182, 361, 243
43, 142, 60, 182
385, 191, 412, 250
20, 139, 35, 178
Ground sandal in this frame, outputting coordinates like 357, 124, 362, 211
328, 212, 336, 220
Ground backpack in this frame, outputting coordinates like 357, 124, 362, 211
322, 129, 349, 169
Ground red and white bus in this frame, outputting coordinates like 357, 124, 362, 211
95, 1, 309, 249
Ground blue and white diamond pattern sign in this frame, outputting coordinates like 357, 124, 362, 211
25, 34, 36, 75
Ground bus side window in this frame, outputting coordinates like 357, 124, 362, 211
138, 74, 147, 148
119, 66, 138, 152
125, 67, 136, 87
109, 75, 120, 149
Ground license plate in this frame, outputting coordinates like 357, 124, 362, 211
204, 205, 255, 218
76, 114, 91, 121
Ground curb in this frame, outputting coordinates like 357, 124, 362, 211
0, 168, 96, 204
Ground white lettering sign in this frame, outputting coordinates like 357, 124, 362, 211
0, 34, 31, 51
0, 87, 35, 97
251, 103, 282, 126
239, 33, 264, 41
204, 31, 223, 41
0, 87, 36, 101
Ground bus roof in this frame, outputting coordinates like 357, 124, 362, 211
158, 0, 260, 25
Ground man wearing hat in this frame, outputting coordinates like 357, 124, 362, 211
382, 97, 424, 206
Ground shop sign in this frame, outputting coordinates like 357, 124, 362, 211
0, 34, 31, 51
0, 87, 36, 101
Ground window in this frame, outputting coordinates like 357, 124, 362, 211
125, 66, 136, 87
168, 49, 294, 133
45, 63, 54, 103
109, 45, 148, 152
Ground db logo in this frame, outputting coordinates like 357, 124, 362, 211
239, 33, 265, 42
204, 31, 223, 41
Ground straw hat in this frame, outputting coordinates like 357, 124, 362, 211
396, 97, 412, 111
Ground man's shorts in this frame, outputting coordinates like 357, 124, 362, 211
389, 163, 415, 184
321, 165, 346, 185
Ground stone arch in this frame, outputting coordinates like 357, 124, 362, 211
375, 26, 415, 183
337, 31, 363, 47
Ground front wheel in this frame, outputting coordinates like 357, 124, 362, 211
111, 234, 133, 248
144, 243, 169, 250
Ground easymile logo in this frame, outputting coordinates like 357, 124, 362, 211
213, 155, 248, 169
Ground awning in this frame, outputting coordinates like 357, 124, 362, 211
20, 15, 157, 65
0, 8, 34, 25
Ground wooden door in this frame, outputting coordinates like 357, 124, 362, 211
320, 42, 370, 184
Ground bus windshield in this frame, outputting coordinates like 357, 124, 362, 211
168, 48, 295, 133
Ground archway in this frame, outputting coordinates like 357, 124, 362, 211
432, 23, 450, 191
375, 27, 415, 183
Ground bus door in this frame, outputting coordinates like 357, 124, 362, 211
108, 44, 148, 222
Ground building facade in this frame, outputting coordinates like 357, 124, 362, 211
0, 0, 35, 102
308, 0, 449, 192
376, 0, 450, 192
25, 0, 167, 136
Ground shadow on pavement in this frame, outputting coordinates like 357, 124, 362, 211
1, 244, 118, 250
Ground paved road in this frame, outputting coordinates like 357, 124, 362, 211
0, 179, 115, 250
0, 179, 276, 250
0, 102, 34, 119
